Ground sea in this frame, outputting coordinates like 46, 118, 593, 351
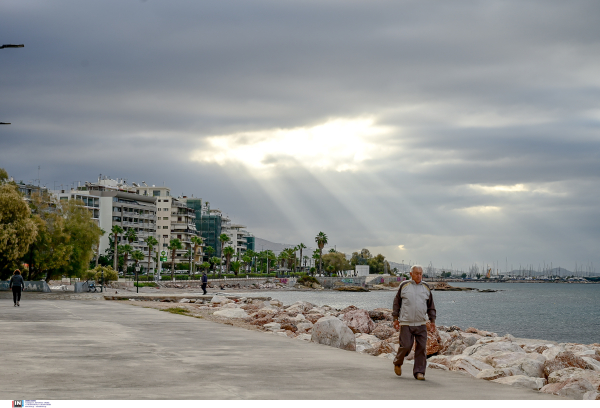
236, 282, 600, 345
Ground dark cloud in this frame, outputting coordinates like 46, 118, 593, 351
1, 0, 600, 270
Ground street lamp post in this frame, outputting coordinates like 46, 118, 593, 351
135, 264, 140, 293
2, 44, 24, 125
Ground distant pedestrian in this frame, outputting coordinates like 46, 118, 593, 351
201, 272, 208, 295
392, 265, 436, 380
9, 269, 25, 307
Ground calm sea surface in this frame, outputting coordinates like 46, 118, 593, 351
236, 282, 600, 344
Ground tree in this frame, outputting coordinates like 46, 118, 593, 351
125, 228, 137, 245
314, 232, 328, 275
210, 256, 221, 275
322, 252, 351, 275
350, 248, 372, 267
145, 236, 158, 276
223, 246, 235, 275
367, 253, 390, 275
0, 179, 37, 278
328, 248, 337, 253
119, 244, 133, 273
201, 261, 210, 275
131, 250, 145, 281
168, 238, 183, 280
218, 233, 230, 260
461, 273, 467, 279
230, 260, 241, 275
111, 225, 124, 272
190, 235, 203, 277
91, 265, 118, 285
60, 199, 103, 278
205, 245, 214, 259
311, 249, 320, 275
27, 192, 72, 282
242, 255, 252, 274
297, 242, 307, 272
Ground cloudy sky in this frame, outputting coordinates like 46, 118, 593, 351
2, 0, 599, 273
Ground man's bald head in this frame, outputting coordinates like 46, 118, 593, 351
410, 265, 423, 284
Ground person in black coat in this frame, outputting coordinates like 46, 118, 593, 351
9, 269, 25, 307
201, 272, 208, 295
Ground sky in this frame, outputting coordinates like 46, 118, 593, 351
1, 0, 599, 273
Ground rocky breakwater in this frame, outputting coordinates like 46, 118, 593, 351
191, 297, 599, 400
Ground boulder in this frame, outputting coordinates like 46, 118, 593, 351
371, 323, 396, 340
281, 323, 298, 332
340, 305, 358, 314
251, 317, 274, 326
293, 313, 306, 322
426, 321, 442, 355
368, 308, 393, 321
341, 309, 376, 334
428, 363, 449, 371
296, 322, 314, 333
295, 333, 312, 341
543, 351, 590, 377
427, 355, 452, 369
263, 322, 282, 331
542, 345, 566, 361
486, 351, 533, 368
285, 301, 315, 314
510, 355, 547, 378
465, 340, 525, 360
221, 303, 240, 309
178, 298, 191, 303
305, 314, 324, 324
270, 299, 283, 307
210, 295, 231, 304
311, 316, 356, 351
492, 375, 547, 391
463, 335, 479, 347
476, 367, 526, 381
583, 391, 600, 400
582, 357, 600, 371
547, 366, 600, 388
450, 355, 494, 377
213, 308, 249, 319
365, 341, 395, 356
541, 378, 597, 400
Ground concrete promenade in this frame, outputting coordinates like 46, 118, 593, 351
0, 297, 561, 400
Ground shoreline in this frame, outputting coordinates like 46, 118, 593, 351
117, 293, 600, 400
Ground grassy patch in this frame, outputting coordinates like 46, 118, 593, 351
162, 307, 191, 316
134, 282, 158, 287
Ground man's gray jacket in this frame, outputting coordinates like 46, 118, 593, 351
392, 280, 436, 326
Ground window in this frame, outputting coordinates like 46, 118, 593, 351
163, 226, 168, 229
153, 190, 161, 197
163, 235, 168, 238
157, 208, 161, 211
163, 208, 169, 211
163, 217, 168, 220
158, 199, 161, 202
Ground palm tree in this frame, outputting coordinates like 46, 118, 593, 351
168, 238, 183, 280
190, 236, 203, 277
218, 233, 230, 261
125, 228, 138, 245
145, 236, 158, 277
119, 244, 133, 274
131, 250, 145, 281
95, 228, 106, 268
315, 232, 328, 275
223, 246, 235, 275
242, 255, 252, 275
312, 249, 320, 276
297, 243, 307, 272
329, 248, 337, 253
201, 261, 211, 275
210, 256, 221, 277
303, 255, 309, 271
111, 225, 124, 272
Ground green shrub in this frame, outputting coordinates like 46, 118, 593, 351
297, 275, 319, 286
134, 282, 157, 287
89, 266, 118, 284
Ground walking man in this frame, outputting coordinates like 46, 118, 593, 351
392, 265, 436, 380
201, 272, 208, 295
10, 269, 25, 307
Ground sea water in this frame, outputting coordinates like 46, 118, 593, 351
237, 282, 600, 344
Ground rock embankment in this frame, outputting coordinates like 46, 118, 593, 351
131, 296, 600, 400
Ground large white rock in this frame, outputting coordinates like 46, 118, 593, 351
213, 308, 249, 319
311, 315, 356, 351
465, 341, 525, 360
221, 302, 240, 309
263, 322, 282, 331
512, 356, 546, 378
211, 295, 232, 304
428, 362, 449, 371
583, 391, 600, 400
582, 357, 600, 371
293, 313, 306, 322
450, 355, 494, 377
270, 299, 283, 307
541, 378, 597, 400
492, 375, 546, 390
476, 367, 526, 381
355, 333, 380, 345
285, 301, 315, 314
542, 345, 566, 360
486, 351, 533, 368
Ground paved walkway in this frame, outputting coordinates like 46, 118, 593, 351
0, 298, 561, 400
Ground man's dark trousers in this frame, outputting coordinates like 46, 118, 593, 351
393, 325, 428, 377
201, 283, 207, 295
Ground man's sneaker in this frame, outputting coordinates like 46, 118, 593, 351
14, 303, 16, 307
394, 365, 402, 376
415, 373, 425, 381
17, 301, 20, 306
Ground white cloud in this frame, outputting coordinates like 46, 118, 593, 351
191, 117, 393, 173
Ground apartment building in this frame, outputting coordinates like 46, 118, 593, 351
54, 177, 157, 272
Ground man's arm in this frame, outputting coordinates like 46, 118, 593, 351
427, 291, 436, 329
392, 283, 405, 330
